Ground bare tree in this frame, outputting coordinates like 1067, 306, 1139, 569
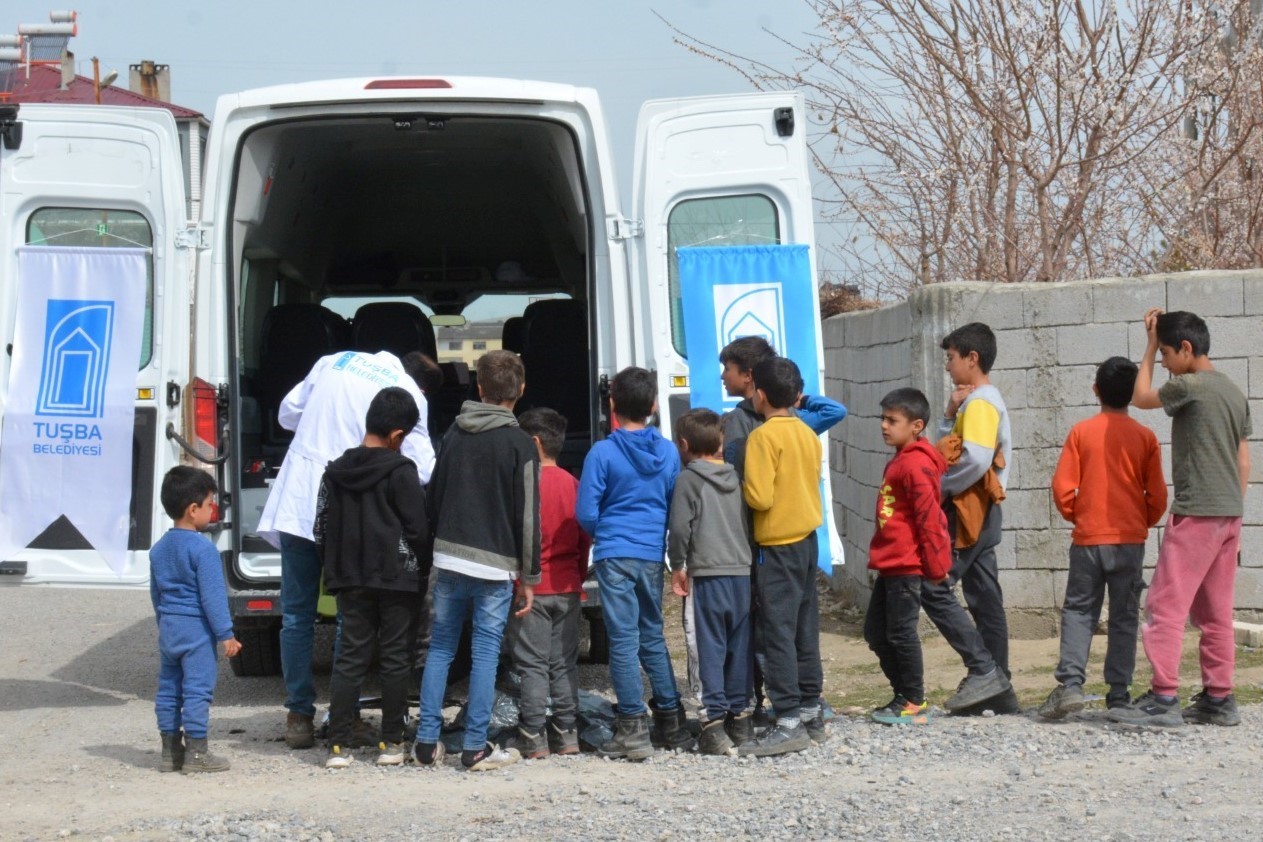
664, 1, 1254, 293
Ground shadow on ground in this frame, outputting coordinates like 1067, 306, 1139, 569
0, 678, 127, 710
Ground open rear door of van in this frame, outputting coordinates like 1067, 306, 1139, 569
0, 103, 190, 586
631, 91, 844, 572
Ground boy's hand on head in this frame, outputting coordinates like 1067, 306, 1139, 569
1143, 307, 1163, 347
221, 637, 242, 658
514, 584, 535, 617
671, 569, 689, 597
946, 384, 974, 418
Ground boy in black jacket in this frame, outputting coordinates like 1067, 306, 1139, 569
415, 350, 541, 772
315, 387, 431, 768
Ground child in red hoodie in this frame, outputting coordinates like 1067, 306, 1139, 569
865, 388, 952, 725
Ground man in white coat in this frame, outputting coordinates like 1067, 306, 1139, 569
257, 349, 437, 749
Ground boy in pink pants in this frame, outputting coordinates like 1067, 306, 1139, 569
1109, 309, 1252, 728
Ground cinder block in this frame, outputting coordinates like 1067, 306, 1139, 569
823, 314, 846, 347
1250, 360, 1263, 399
1024, 283, 1093, 327
1005, 488, 1052, 530
1056, 323, 1128, 366
955, 284, 1027, 330
1168, 273, 1244, 316
993, 326, 1056, 371
1204, 317, 1257, 360
994, 535, 1017, 570
1245, 274, 1263, 315
1015, 446, 1063, 493
998, 569, 1057, 609
1240, 526, 1263, 567
1093, 277, 1166, 323
989, 369, 1027, 410
1234, 621, 1263, 647
1014, 528, 1069, 568
1009, 407, 1066, 449
1233, 567, 1263, 610
1026, 365, 1098, 409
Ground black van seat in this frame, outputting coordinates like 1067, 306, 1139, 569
428, 360, 472, 445
351, 301, 437, 361
519, 299, 590, 437
501, 316, 527, 354
258, 304, 350, 439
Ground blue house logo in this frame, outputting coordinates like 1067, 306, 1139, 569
35, 299, 114, 418
716, 285, 785, 352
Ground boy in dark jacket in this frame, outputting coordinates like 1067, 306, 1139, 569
315, 387, 431, 768
668, 409, 753, 756
577, 366, 688, 760
415, 351, 541, 772
864, 388, 951, 725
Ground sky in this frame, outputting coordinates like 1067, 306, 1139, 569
6, 1, 834, 257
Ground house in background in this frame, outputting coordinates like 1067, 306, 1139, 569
436, 320, 505, 368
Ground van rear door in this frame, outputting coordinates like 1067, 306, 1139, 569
0, 104, 189, 585
631, 92, 844, 570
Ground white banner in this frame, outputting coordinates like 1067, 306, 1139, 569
0, 246, 148, 574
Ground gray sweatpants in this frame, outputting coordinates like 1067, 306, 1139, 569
511, 592, 581, 731
1053, 544, 1145, 690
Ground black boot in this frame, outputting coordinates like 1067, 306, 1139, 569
598, 713, 653, 761
725, 710, 754, 749
650, 705, 696, 752
698, 718, 735, 756
181, 737, 230, 773
159, 731, 185, 773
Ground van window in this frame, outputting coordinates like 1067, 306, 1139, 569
26, 208, 156, 369
666, 195, 779, 358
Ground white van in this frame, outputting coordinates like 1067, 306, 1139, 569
0, 77, 832, 675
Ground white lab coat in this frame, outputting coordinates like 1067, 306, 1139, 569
256, 350, 436, 547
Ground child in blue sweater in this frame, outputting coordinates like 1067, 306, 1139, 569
577, 367, 690, 760
150, 467, 241, 774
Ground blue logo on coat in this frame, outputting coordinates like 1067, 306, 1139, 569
35, 299, 114, 418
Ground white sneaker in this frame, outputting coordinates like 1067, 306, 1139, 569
325, 744, 354, 769
376, 741, 407, 766
463, 743, 521, 772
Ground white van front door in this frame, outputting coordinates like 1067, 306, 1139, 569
0, 104, 189, 585
632, 91, 844, 571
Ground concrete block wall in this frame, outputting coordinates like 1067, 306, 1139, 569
822, 270, 1263, 632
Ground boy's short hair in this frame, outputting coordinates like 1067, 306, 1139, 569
1095, 356, 1138, 409
879, 387, 930, 427
1156, 311, 1210, 357
941, 322, 997, 373
751, 357, 803, 410
674, 408, 723, 456
402, 351, 444, 396
477, 350, 526, 403
160, 466, 217, 521
518, 407, 567, 459
365, 386, 420, 438
610, 366, 656, 422
718, 336, 776, 373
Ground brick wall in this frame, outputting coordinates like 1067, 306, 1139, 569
823, 270, 1263, 633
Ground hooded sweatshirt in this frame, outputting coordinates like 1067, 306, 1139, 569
667, 458, 752, 577
314, 445, 430, 594
868, 437, 951, 580
577, 426, 680, 563
427, 401, 541, 584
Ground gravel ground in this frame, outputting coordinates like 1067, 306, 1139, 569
4, 586, 1262, 841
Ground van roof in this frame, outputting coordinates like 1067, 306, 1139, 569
228, 76, 596, 110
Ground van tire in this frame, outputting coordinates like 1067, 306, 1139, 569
585, 610, 609, 665
229, 619, 282, 677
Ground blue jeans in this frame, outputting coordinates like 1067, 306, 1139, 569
155, 615, 219, 738
279, 533, 322, 717
594, 557, 681, 717
416, 569, 513, 751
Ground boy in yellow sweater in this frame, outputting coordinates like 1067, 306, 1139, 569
740, 357, 823, 757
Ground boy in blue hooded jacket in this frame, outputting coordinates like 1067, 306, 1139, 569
577, 366, 690, 760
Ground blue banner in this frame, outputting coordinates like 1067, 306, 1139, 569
677, 244, 838, 573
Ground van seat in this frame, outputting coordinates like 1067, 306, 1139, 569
351, 302, 437, 361
501, 316, 527, 354
429, 360, 472, 444
258, 304, 350, 438
518, 299, 590, 437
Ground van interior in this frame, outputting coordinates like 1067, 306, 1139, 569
227, 114, 594, 540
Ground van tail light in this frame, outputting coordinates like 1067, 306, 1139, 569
189, 377, 222, 521
365, 79, 451, 90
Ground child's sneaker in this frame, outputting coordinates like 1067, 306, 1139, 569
803, 710, 829, 744
325, 744, 354, 769
376, 741, 407, 766
737, 720, 811, 757
698, 718, 735, 756
547, 721, 580, 755
1181, 691, 1241, 727
1037, 683, 1085, 720
462, 743, 521, 772
1105, 689, 1131, 710
944, 669, 1010, 711
1106, 690, 1182, 728
413, 741, 445, 767
871, 697, 929, 726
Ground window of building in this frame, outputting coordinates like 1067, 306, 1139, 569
666, 194, 779, 359
448, 340, 463, 351
26, 208, 156, 369
472, 340, 487, 351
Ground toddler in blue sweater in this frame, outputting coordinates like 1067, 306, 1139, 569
150, 466, 240, 774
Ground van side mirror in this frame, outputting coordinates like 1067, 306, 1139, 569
773, 107, 794, 139
0, 105, 22, 150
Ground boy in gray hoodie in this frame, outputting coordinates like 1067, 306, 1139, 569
668, 409, 755, 756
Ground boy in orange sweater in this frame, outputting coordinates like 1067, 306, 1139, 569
1039, 357, 1167, 719
865, 389, 951, 725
